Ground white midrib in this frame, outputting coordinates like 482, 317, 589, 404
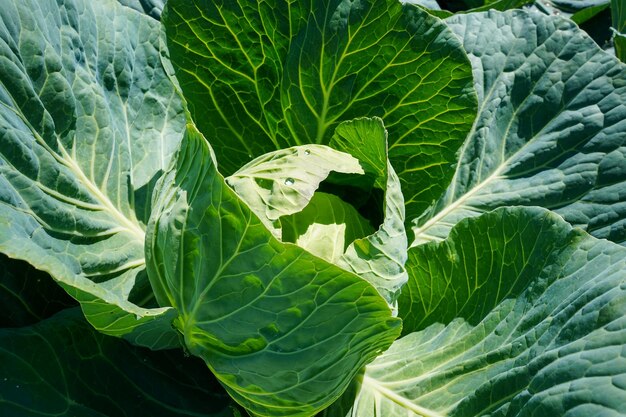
412, 167, 505, 246
361, 375, 446, 417
59, 146, 146, 245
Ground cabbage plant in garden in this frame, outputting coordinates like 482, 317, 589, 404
1, 0, 626, 416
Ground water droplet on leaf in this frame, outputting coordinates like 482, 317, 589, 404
284, 178, 295, 186
303, 149, 310, 155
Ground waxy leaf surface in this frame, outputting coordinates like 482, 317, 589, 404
331, 207, 626, 416
0, 0, 184, 347
413, 10, 626, 246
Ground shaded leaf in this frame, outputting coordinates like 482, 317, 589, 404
0, 309, 236, 417
0, 254, 76, 328
117, 0, 164, 19
571, 3, 610, 25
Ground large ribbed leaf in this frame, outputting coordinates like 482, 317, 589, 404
145, 122, 401, 417
0, 309, 236, 417
0, 0, 184, 348
327, 207, 626, 416
412, 10, 626, 246
164, 0, 477, 220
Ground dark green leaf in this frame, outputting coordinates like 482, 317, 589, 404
552, 0, 609, 12
469, 0, 534, 12
0, 254, 76, 328
571, 3, 610, 24
0, 309, 236, 417
164, 0, 477, 220
613, 0, 626, 61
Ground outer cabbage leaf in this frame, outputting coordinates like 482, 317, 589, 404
328, 207, 626, 416
0, 254, 76, 328
0, 308, 236, 417
0, 0, 184, 347
412, 10, 626, 246
145, 123, 401, 417
164, 0, 477, 220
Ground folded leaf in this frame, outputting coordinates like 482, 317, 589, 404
331, 207, 626, 416
0, 309, 236, 417
330, 118, 408, 307
164, 0, 477, 220
0, 0, 184, 348
145, 123, 401, 417
229, 118, 408, 306
226, 144, 363, 236
412, 10, 626, 246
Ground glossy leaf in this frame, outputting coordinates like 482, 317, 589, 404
145, 122, 401, 417
0, 0, 184, 347
571, 3, 611, 25
412, 10, 626, 246
164, 0, 477, 220
331, 207, 626, 416
0, 309, 236, 417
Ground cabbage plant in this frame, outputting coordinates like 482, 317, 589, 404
1, 0, 625, 416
